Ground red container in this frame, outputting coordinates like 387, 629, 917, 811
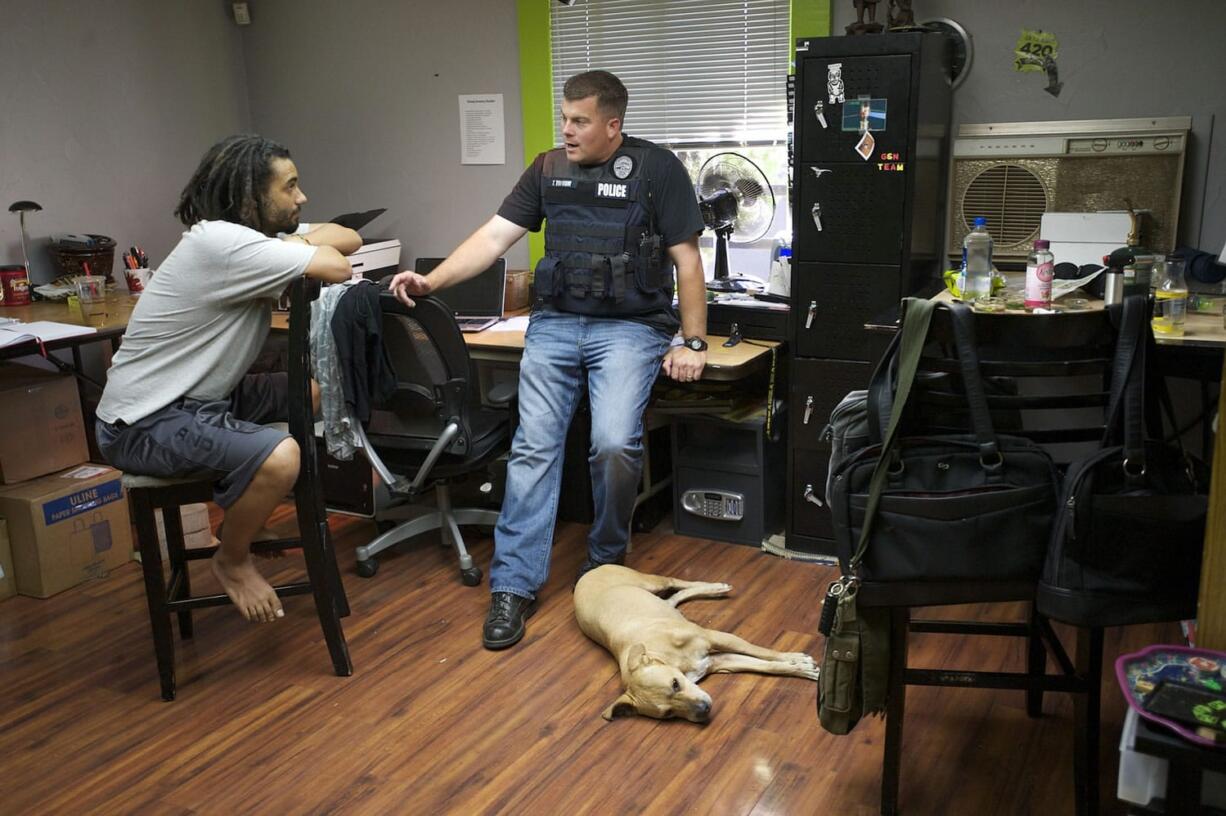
0, 265, 31, 307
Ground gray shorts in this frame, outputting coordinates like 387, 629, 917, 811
96, 373, 292, 508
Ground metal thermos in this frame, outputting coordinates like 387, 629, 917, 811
1102, 268, 1125, 305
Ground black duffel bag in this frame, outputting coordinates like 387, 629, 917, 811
1037, 295, 1207, 626
829, 299, 1059, 583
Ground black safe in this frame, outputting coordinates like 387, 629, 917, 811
786, 33, 952, 556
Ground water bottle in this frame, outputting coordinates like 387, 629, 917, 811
958, 217, 994, 302
1152, 257, 1188, 337
1024, 239, 1054, 309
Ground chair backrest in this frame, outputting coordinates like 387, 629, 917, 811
900, 306, 1122, 465
369, 293, 477, 454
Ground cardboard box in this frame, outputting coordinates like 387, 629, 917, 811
504, 268, 529, 313
0, 464, 131, 598
0, 519, 14, 601
0, 364, 89, 484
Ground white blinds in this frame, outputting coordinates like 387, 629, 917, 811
549, 0, 790, 148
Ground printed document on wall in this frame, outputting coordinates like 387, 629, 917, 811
459, 94, 505, 165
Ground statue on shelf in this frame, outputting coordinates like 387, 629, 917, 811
888, 0, 917, 30
845, 0, 883, 35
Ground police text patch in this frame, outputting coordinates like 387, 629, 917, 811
596, 182, 629, 199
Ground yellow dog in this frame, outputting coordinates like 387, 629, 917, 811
574, 565, 820, 722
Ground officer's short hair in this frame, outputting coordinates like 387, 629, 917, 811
563, 71, 628, 122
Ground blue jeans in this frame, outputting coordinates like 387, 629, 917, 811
490, 311, 672, 599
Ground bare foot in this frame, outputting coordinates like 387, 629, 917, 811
210, 552, 285, 622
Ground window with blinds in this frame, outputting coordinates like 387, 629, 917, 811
549, 0, 791, 149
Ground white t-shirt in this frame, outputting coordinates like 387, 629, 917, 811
96, 220, 316, 424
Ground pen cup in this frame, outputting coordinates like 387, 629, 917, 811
124, 267, 153, 293
76, 277, 109, 326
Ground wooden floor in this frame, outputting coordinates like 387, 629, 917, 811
0, 507, 1177, 815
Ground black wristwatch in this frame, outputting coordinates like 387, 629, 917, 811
683, 336, 708, 352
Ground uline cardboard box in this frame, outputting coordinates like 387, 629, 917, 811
0, 364, 89, 484
0, 519, 14, 601
0, 464, 131, 598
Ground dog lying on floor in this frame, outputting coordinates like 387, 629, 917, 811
574, 564, 820, 722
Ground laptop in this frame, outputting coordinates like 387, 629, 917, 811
416, 257, 506, 332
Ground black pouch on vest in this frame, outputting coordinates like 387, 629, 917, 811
533, 256, 561, 303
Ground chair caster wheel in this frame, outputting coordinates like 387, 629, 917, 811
356, 558, 379, 578
460, 566, 483, 586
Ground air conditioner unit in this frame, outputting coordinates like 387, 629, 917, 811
946, 117, 1191, 265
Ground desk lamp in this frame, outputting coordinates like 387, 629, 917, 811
8, 200, 42, 282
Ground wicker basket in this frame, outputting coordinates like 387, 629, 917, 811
49, 235, 117, 282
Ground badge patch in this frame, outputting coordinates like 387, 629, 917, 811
612, 155, 634, 179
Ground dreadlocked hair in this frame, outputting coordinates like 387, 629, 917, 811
173, 134, 292, 231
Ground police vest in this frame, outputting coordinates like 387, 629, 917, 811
533, 143, 672, 316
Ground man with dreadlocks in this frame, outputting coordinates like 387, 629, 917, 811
95, 134, 360, 623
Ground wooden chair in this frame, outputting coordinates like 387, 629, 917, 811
855, 306, 1125, 816
124, 278, 352, 701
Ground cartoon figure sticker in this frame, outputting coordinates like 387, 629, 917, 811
827, 62, 845, 104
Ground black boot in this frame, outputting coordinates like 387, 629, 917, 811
482, 591, 537, 650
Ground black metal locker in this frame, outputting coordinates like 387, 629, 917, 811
784, 32, 952, 556
799, 54, 914, 160
795, 162, 907, 263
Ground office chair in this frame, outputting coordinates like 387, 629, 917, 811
352, 292, 514, 584
849, 305, 1130, 816
125, 277, 352, 700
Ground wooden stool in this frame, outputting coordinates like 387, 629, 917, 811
123, 278, 351, 700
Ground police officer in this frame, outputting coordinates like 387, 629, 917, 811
389, 70, 706, 650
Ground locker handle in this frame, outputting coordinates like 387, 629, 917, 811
803, 484, 824, 507
805, 301, 817, 330
803, 395, 814, 425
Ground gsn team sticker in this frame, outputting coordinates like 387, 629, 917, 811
612, 154, 634, 179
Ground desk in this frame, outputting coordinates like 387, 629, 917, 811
272, 311, 782, 382
463, 320, 780, 381
0, 294, 139, 384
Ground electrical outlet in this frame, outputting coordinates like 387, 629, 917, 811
232, 2, 251, 25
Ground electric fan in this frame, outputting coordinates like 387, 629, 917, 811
695, 152, 775, 292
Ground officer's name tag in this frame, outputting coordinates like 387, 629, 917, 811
596, 182, 629, 199
549, 178, 576, 188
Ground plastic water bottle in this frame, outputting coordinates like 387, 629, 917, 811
1024, 239, 1054, 309
1152, 257, 1188, 337
958, 217, 994, 302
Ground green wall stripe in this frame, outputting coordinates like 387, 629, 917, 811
516, 0, 552, 267
791, 0, 831, 71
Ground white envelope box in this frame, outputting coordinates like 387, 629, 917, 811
1040, 212, 1133, 268
347, 239, 402, 282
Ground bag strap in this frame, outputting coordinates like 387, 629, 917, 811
944, 302, 1006, 468
866, 327, 904, 445
848, 297, 935, 572
1101, 297, 1142, 440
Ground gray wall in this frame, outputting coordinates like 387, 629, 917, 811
238, 0, 530, 269
833, 0, 1226, 255
0, 0, 251, 284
